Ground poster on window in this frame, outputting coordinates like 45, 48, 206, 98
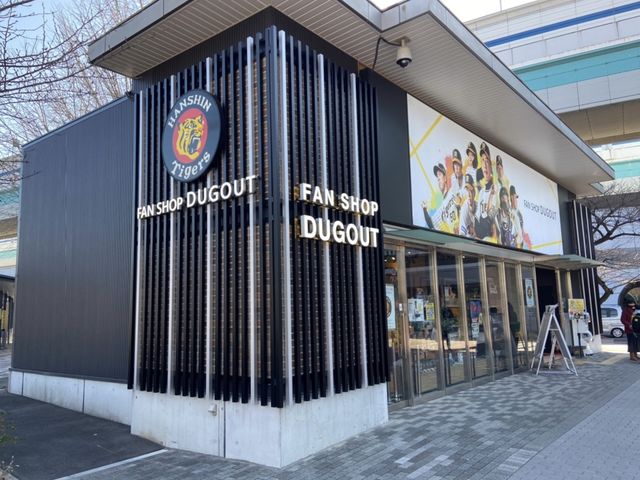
385, 284, 396, 330
568, 298, 585, 316
408, 298, 425, 324
469, 300, 482, 339
407, 95, 563, 255
524, 279, 535, 307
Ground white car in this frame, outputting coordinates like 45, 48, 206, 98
601, 305, 624, 338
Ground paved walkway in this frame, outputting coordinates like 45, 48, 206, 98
1, 351, 639, 479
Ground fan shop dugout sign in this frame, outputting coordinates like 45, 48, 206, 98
162, 89, 222, 182
136, 89, 257, 220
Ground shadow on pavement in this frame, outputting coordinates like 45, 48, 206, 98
0, 391, 160, 480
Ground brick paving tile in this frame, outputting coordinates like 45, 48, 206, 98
67, 353, 640, 480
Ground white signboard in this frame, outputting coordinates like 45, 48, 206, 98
385, 284, 396, 330
407, 95, 563, 254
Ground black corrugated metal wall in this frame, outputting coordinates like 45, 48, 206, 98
14, 98, 135, 381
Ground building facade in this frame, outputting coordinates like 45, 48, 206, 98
10, 0, 613, 467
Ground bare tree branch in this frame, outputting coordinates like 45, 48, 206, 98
583, 180, 640, 306
0, 0, 149, 160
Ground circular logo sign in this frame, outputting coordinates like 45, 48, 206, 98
162, 89, 222, 182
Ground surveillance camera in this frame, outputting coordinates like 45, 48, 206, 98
396, 39, 412, 68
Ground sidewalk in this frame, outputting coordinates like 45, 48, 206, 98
1, 352, 638, 480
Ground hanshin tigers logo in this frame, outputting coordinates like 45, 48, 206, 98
162, 89, 222, 182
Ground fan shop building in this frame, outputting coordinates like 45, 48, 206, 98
10, 0, 613, 468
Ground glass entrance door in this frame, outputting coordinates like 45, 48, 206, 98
485, 261, 510, 373
405, 246, 442, 396
522, 265, 539, 363
437, 252, 468, 386
505, 263, 527, 369
385, 246, 407, 405
464, 256, 490, 379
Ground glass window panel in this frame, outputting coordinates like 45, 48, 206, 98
522, 265, 539, 362
485, 261, 509, 373
405, 246, 442, 395
464, 256, 490, 379
505, 263, 527, 369
437, 252, 468, 386
385, 246, 407, 404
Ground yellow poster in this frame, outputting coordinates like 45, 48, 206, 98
568, 298, 585, 316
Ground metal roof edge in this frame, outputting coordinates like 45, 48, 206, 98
88, 0, 192, 66
22, 97, 131, 151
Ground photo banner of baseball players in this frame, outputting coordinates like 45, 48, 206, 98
408, 95, 563, 255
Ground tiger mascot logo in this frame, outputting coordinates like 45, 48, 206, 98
163, 89, 221, 182
175, 114, 204, 161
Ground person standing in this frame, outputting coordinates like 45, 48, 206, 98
495, 187, 515, 247
450, 149, 465, 195
459, 174, 477, 238
621, 299, 638, 362
475, 143, 498, 239
464, 142, 478, 182
432, 163, 460, 234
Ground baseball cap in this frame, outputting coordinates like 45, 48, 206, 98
496, 155, 503, 166
464, 174, 475, 187
466, 142, 477, 156
452, 149, 462, 163
480, 142, 490, 159
509, 185, 518, 197
433, 163, 446, 177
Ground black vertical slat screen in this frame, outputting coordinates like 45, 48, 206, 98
134, 27, 387, 408
281, 32, 388, 401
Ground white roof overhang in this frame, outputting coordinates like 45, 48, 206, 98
88, 0, 614, 196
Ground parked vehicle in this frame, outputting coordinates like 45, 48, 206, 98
601, 305, 624, 338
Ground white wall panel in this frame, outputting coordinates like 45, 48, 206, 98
579, 22, 618, 47
618, 15, 640, 39
512, 40, 547, 64
545, 31, 579, 56
495, 49, 514, 65
578, 76, 612, 107
548, 83, 580, 111
609, 70, 640, 101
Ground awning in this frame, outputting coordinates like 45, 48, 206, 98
87, 0, 613, 196
385, 226, 538, 263
385, 226, 604, 270
533, 255, 604, 271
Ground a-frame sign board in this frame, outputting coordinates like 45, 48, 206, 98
530, 304, 577, 376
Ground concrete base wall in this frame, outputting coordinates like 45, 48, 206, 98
8, 370, 133, 425
131, 391, 223, 456
8, 370, 389, 468
225, 384, 388, 467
